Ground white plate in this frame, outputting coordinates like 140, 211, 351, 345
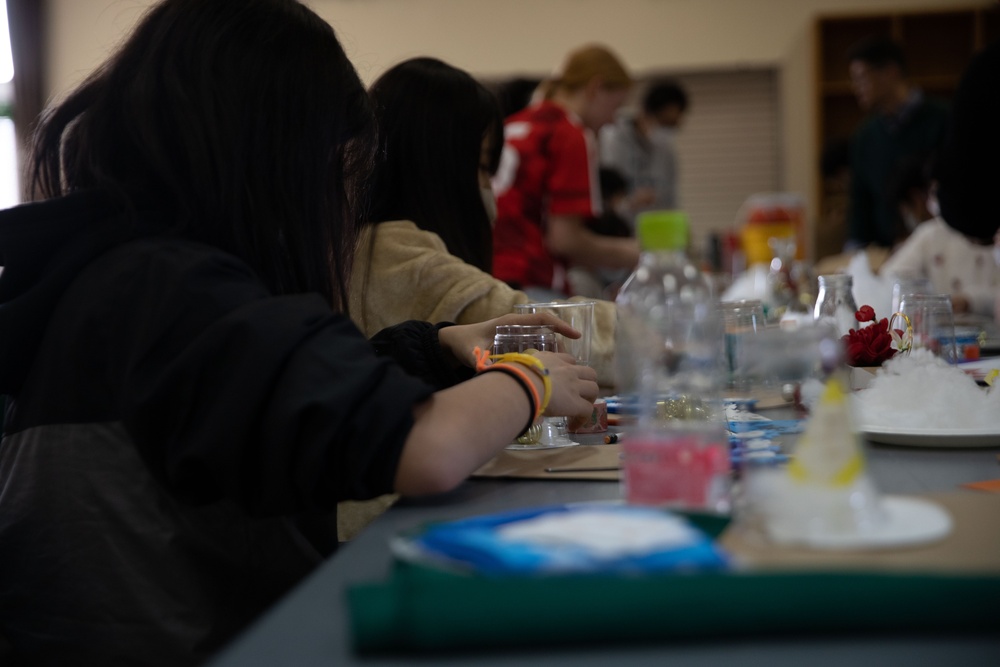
956, 358, 1000, 383
769, 495, 952, 550
859, 424, 1000, 448
506, 439, 580, 451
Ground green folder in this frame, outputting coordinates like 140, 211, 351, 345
348, 559, 1000, 654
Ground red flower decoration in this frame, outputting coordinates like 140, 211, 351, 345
843, 317, 897, 366
855, 305, 876, 323
843, 305, 907, 366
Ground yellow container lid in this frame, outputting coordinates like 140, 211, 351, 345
741, 222, 796, 265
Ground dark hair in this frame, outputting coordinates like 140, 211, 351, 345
598, 167, 628, 201
887, 154, 934, 209
846, 36, 907, 74
819, 138, 851, 179
887, 153, 936, 240
643, 80, 688, 115
588, 168, 631, 238
28, 0, 375, 312
367, 57, 503, 272
936, 37, 1000, 243
495, 77, 543, 118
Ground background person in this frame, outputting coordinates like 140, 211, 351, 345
600, 78, 689, 225
935, 38, 1000, 246
882, 36, 1000, 318
491, 44, 640, 300
494, 76, 543, 119
886, 154, 937, 241
568, 167, 634, 299
845, 36, 949, 250
878, 209, 998, 317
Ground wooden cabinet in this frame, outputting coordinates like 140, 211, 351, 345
813, 5, 998, 261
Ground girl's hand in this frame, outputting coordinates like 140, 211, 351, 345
437, 313, 580, 368
531, 351, 598, 418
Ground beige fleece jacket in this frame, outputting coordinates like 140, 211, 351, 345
349, 220, 618, 387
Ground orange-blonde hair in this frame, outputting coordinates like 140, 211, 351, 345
542, 44, 632, 100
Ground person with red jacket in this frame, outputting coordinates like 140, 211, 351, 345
492, 44, 640, 299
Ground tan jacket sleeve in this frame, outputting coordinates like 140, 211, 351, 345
350, 220, 620, 388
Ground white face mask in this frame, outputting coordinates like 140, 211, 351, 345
927, 192, 941, 219
481, 187, 497, 227
902, 209, 921, 233
652, 127, 676, 143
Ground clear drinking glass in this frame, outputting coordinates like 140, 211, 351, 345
512, 301, 595, 366
889, 274, 933, 316
492, 325, 569, 449
894, 293, 957, 363
735, 322, 844, 398
719, 299, 764, 392
511, 302, 595, 448
493, 325, 557, 355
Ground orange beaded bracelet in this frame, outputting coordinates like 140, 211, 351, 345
473, 347, 544, 436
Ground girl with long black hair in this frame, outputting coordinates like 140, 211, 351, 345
0, 2, 596, 664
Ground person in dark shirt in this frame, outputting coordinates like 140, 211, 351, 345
0, 1, 597, 664
936, 38, 1000, 245
845, 37, 949, 249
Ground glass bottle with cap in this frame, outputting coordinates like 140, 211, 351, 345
813, 274, 859, 336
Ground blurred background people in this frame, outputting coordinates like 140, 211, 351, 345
587, 167, 633, 239
494, 76, 543, 119
879, 200, 998, 317
879, 37, 1000, 318
491, 44, 640, 300
568, 167, 633, 300
886, 154, 937, 241
935, 38, 1000, 247
600, 78, 689, 226
845, 36, 949, 250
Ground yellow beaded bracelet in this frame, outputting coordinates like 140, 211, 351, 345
486, 352, 553, 414
473, 347, 554, 417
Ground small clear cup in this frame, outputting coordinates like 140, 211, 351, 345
893, 293, 957, 363
512, 301, 594, 366
492, 325, 573, 449
889, 274, 934, 316
719, 299, 764, 392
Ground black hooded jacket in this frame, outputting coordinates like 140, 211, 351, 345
0, 190, 465, 666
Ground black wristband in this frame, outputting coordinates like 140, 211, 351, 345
482, 364, 538, 437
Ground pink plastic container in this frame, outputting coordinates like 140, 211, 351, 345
621, 431, 730, 511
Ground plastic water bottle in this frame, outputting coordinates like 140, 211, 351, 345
615, 211, 729, 513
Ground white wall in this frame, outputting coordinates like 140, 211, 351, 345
46, 0, 991, 247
